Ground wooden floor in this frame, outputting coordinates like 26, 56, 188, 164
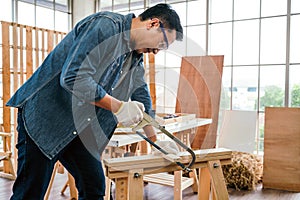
0, 172, 300, 200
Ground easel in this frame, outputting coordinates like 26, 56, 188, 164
104, 148, 232, 200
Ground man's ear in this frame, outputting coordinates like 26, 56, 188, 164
147, 18, 160, 29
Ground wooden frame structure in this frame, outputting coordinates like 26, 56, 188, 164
0, 20, 66, 179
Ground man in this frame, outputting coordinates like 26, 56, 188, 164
7, 3, 183, 200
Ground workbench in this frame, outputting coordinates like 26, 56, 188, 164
104, 148, 232, 200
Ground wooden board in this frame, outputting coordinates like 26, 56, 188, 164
175, 56, 224, 149
263, 107, 300, 192
155, 113, 196, 125
104, 148, 232, 173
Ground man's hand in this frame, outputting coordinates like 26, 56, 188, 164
152, 140, 180, 156
114, 101, 145, 127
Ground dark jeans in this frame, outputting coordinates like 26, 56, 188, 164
10, 109, 106, 200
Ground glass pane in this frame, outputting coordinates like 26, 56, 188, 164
187, 0, 206, 25
234, 0, 260, 20
132, 8, 144, 16
208, 22, 233, 66
130, 0, 144, 10
289, 65, 300, 107
259, 65, 285, 111
209, 0, 233, 23
113, 0, 129, 12
55, 0, 69, 12
186, 25, 206, 56
18, 2, 35, 26
0, 0, 12, 21
99, 0, 112, 11
257, 113, 265, 154
36, 6, 54, 30
36, 0, 54, 9
171, 2, 187, 26
155, 67, 165, 113
220, 67, 232, 111
290, 15, 300, 63
232, 66, 259, 110
165, 68, 180, 107
154, 52, 165, 69
166, 0, 186, 3
233, 19, 259, 65
260, 17, 286, 64
165, 52, 181, 68
55, 11, 69, 32
291, 0, 300, 13
261, 0, 287, 17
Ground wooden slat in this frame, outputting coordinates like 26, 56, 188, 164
41, 29, 45, 61
198, 167, 211, 200
207, 160, 229, 200
1, 21, 11, 134
19, 25, 24, 84
47, 30, 54, 54
35, 28, 39, 70
148, 53, 156, 110
26, 26, 33, 79
128, 169, 144, 200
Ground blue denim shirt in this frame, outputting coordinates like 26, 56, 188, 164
6, 11, 153, 160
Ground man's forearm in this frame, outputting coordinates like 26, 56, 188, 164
92, 94, 122, 113
143, 125, 157, 142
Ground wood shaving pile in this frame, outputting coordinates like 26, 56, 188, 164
222, 151, 263, 191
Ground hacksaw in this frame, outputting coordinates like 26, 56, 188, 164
132, 112, 196, 173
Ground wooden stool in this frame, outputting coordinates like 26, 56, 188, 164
104, 148, 232, 200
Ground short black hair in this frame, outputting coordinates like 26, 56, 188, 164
139, 3, 183, 41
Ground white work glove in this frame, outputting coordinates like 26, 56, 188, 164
152, 140, 180, 156
114, 101, 145, 127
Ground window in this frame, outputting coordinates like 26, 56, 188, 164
16, 0, 70, 32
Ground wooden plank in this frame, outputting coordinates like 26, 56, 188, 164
106, 158, 231, 179
26, 26, 33, 79
1, 21, 11, 134
19, 25, 24, 84
115, 177, 128, 200
198, 167, 211, 200
128, 169, 144, 200
105, 149, 232, 178
148, 53, 156, 110
143, 172, 193, 188
207, 160, 229, 200
174, 170, 183, 200
263, 107, 300, 192
41, 29, 45, 61
47, 30, 53, 54
175, 56, 224, 149
105, 148, 231, 169
35, 28, 39, 70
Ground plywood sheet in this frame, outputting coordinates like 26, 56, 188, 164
175, 56, 224, 149
263, 107, 300, 192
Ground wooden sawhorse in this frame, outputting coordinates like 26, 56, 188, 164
104, 148, 232, 200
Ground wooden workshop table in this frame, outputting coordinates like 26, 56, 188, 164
104, 148, 232, 200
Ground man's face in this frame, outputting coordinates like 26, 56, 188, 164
134, 18, 177, 54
